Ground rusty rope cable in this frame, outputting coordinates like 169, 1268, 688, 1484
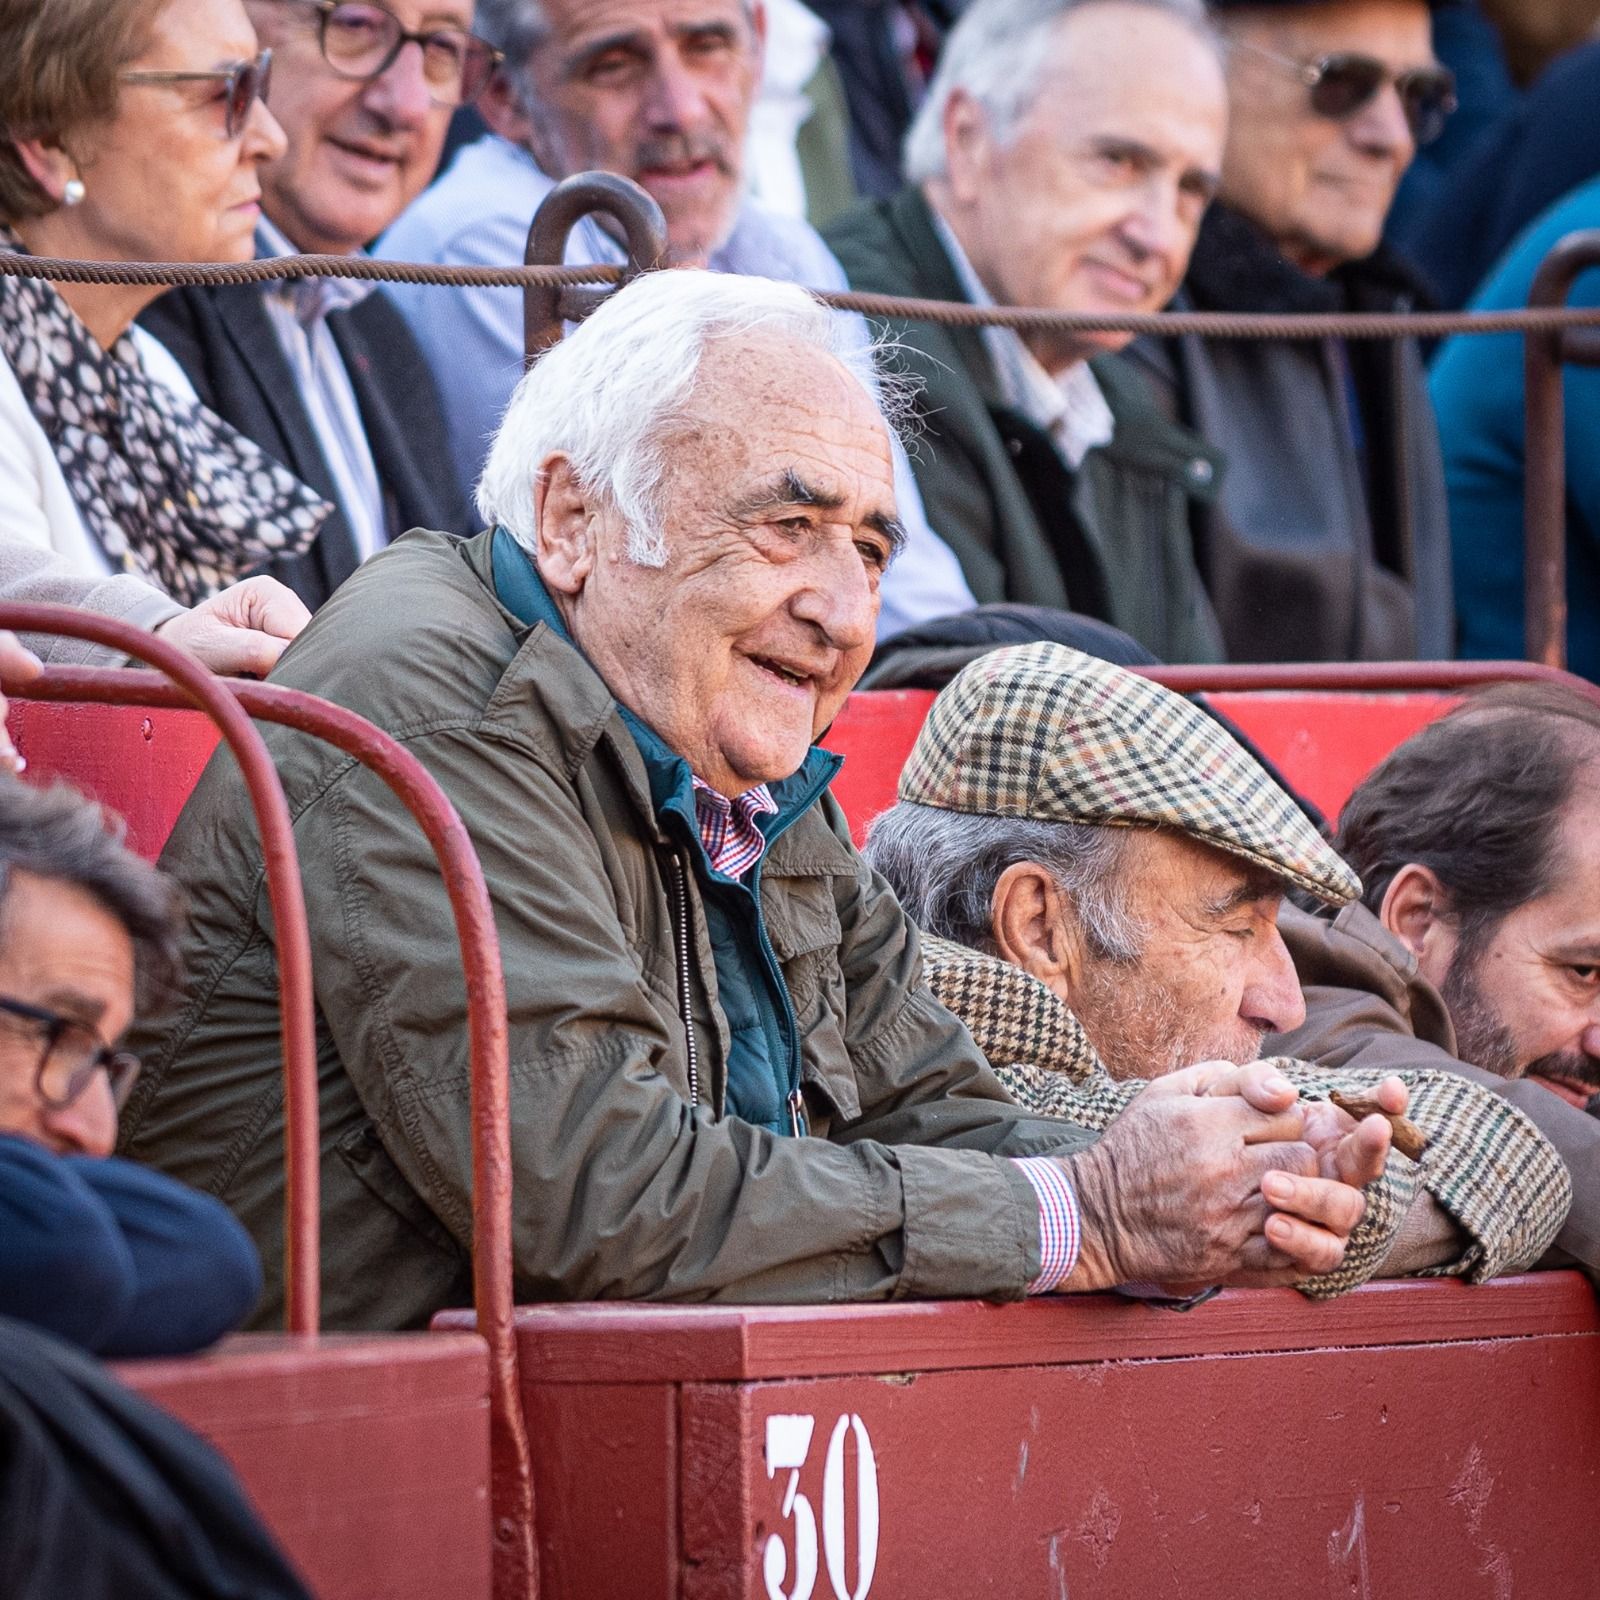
9, 250, 1600, 340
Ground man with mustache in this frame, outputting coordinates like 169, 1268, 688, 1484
1128, 0, 1457, 663
140, 0, 481, 609
823, 0, 1231, 665
377, 0, 978, 641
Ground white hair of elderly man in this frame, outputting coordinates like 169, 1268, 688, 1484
475, 269, 906, 567
902, 0, 1217, 185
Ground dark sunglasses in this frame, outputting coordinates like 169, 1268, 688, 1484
277, 0, 503, 107
1237, 41, 1458, 146
0, 995, 140, 1113
121, 48, 274, 140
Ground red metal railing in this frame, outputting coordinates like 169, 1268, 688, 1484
0, 606, 536, 1600
0, 605, 323, 1332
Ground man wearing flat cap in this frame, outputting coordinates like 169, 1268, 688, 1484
865, 642, 1572, 1287
1128, 0, 1457, 663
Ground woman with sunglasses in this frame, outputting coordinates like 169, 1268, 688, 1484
0, 775, 261, 1357
0, 0, 328, 669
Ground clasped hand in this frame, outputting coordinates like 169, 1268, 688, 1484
1059, 1061, 1406, 1293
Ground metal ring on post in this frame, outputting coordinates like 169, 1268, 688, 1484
523, 171, 668, 364
0, 605, 322, 1334
1524, 229, 1600, 671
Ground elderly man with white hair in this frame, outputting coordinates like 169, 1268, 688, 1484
125, 271, 1396, 1330
825, 0, 1230, 665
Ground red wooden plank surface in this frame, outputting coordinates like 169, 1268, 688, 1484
440, 1273, 1600, 1386
679, 1332, 1599, 1599
119, 1332, 493, 1600
9, 700, 220, 860
483, 1280, 1600, 1599
1209, 689, 1456, 823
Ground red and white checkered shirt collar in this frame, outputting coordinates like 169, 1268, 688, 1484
691, 778, 778, 880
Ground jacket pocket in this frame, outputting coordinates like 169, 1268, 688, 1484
332, 1122, 468, 1264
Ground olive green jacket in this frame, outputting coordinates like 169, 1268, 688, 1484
824, 187, 1225, 664
121, 530, 1092, 1330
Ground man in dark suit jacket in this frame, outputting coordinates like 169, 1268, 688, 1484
141, 0, 487, 609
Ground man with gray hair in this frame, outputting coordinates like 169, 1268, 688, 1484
126, 270, 1391, 1329
377, 0, 976, 640
824, 0, 1229, 664
863, 642, 1572, 1286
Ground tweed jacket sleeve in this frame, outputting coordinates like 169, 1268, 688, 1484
921, 938, 1571, 1295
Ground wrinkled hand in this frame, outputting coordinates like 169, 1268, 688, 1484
1059, 1060, 1369, 1292
0, 630, 42, 775
1299, 1074, 1404, 1190
155, 577, 310, 676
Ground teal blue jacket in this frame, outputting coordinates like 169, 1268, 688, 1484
492, 531, 839, 1133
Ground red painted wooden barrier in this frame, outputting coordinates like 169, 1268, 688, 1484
439, 1274, 1600, 1599
822, 689, 1456, 844
8, 700, 219, 861
118, 1334, 493, 1600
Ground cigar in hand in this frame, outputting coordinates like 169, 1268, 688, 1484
1328, 1090, 1428, 1162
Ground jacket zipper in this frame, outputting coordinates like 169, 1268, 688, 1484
667, 851, 701, 1110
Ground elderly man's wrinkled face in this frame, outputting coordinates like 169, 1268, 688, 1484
536, 334, 899, 796
246, 0, 470, 253
0, 871, 134, 1159
1392, 790, 1600, 1100
936, 2, 1226, 373
1220, 0, 1435, 274
510, 0, 762, 266
998, 829, 1306, 1079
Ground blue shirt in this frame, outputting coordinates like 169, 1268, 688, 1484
1430, 174, 1600, 678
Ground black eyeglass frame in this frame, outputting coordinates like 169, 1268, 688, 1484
1233, 40, 1459, 146
120, 48, 275, 140
0, 995, 141, 1112
277, 0, 504, 107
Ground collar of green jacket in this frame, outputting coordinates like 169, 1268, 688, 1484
489, 526, 842, 869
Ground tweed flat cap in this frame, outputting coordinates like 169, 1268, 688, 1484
898, 642, 1361, 905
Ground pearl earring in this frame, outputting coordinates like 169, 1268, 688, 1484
62, 178, 85, 207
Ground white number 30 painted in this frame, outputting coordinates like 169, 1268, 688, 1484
763, 1411, 880, 1600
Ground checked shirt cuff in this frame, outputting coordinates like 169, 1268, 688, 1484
1012, 1156, 1081, 1293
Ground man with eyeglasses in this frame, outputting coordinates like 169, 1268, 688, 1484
140, 0, 490, 610
0, 777, 260, 1357
1127, 0, 1457, 665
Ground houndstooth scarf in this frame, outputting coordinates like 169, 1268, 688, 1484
0, 228, 330, 606
917, 932, 1571, 1294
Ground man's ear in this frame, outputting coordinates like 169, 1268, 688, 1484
478, 70, 534, 148
990, 861, 1082, 1004
532, 455, 598, 597
941, 89, 992, 209
1379, 862, 1452, 964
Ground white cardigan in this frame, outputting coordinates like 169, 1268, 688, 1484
0, 326, 194, 662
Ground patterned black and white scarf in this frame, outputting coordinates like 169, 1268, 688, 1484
0, 228, 330, 606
